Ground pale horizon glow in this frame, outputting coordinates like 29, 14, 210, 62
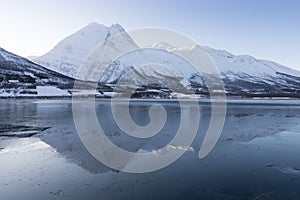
1, 0, 300, 70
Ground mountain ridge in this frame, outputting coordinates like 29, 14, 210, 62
34, 22, 128, 78
2, 22, 300, 98
0, 47, 75, 97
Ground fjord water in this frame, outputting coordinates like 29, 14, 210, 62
1, 99, 300, 200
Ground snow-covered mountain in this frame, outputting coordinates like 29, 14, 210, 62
199, 46, 300, 96
34, 23, 133, 79
33, 22, 300, 97
0, 47, 74, 97
150, 43, 300, 96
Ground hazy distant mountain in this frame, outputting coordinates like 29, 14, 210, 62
27, 55, 38, 60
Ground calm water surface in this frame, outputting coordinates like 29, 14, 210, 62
1, 99, 300, 200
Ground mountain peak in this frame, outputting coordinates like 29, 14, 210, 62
79, 22, 109, 34
88, 22, 101, 26
105, 23, 126, 39
33, 22, 132, 78
86, 22, 107, 28
109, 23, 125, 31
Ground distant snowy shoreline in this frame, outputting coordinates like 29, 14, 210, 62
2, 96, 300, 106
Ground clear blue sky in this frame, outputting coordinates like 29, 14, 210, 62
1, 0, 300, 70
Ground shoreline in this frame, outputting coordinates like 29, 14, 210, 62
2, 96, 300, 106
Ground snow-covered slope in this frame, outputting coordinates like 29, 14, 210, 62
146, 43, 300, 96
33, 23, 300, 97
97, 42, 300, 96
0, 47, 74, 97
201, 46, 300, 78
34, 23, 128, 79
200, 46, 300, 96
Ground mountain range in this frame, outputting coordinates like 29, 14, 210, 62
1, 22, 300, 98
